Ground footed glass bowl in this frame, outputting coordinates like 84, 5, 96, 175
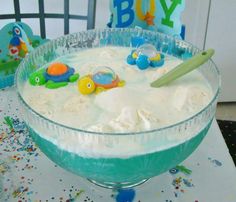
15, 28, 220, 189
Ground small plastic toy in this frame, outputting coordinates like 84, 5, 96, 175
78, 66, 125, 95
29, 62, 79, 89
127, 44, 165, 70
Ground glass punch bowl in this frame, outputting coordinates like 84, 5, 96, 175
15, 28, 220, 189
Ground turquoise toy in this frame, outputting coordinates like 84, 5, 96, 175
29, 62, 79, 89
127, 44, 165, 70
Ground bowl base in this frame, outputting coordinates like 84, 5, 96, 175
87, 178, 149, 189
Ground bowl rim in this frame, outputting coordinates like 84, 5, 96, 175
15, 28, 221, 136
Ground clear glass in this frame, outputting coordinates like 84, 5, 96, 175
15, 28, 220, 189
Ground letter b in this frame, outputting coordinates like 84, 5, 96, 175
114, 0, 134, 27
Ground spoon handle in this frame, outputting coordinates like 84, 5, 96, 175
150, 49, 215, 88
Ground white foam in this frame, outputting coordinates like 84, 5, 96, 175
22, 46, 213, 158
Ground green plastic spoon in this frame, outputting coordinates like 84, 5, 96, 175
150, 49, 215, 88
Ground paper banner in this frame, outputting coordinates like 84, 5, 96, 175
108, 0, 185, 37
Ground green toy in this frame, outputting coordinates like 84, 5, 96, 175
29, 62, 79, 89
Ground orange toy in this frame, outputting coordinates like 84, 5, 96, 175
47, 62, 68, 76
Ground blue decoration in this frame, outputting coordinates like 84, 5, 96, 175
113, 0, 135, 27
116, 189, 136, 202
107, 14, 114, 28
9, 37, 21, 46
126, 43, 165, 70
180, 24, 186, 40
109, 0, 185, 37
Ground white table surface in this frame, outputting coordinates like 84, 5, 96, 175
0, 87, 236, 202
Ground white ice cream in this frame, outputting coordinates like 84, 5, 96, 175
22, 46, 214, 158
